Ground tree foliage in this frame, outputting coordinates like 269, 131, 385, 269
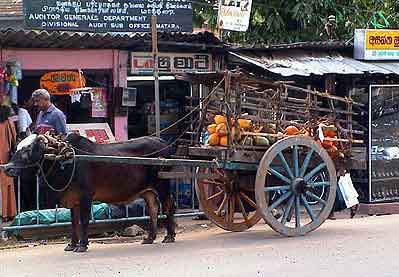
192, 0, 399, 44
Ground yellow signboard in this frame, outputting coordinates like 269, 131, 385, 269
365, 30, 399, 50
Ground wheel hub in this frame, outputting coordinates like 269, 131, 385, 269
291, 178, 307, 195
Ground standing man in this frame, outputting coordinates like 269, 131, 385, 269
32, 89, 67, 135
31, 89, 67, 209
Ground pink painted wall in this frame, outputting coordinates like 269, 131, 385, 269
2, 48, 115, 70
2, 48, 130, 141
113, 50, 129, 141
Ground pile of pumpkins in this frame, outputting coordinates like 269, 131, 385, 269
207, 115, 271, 147
283, 124, 340, 158
317, 124, 340, 158
207, 116, 340, 158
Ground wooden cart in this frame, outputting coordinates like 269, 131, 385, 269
170, 69, 365, 236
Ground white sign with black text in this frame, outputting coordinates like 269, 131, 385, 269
217, 0, 252, 32
130, 52, 212, 74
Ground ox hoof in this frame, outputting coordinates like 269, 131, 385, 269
64, 243, 77, 252
141, 238, 154, 245
74, 245, 88, 253
162, 236, 175, 243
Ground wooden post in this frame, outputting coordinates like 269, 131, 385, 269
151, 16, 160, 137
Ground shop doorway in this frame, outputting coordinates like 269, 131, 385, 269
126, 79, 191, 141
18, 70, 113, 127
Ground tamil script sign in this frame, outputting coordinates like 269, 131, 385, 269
354, 29, 399, 60
217, 0, 252, 32
130, 52, 212, 74
23, 0, 192, 33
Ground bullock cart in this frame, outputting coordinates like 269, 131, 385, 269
73, 69, 365, 237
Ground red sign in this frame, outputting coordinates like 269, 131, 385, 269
67, 123, 115, 144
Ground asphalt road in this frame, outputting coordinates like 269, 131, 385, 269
0, 214, 398, 277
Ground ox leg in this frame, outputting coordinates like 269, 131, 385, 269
64, 207, 80, 252
161, 193, 176, 243
141, 190, 159, 244
75, 196, 91, 252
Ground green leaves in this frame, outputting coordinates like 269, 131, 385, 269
192, 0, 399, 44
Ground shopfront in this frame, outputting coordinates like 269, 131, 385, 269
353, 29, 399, 208
0, 47, 128, 141
126, 51, 217, 141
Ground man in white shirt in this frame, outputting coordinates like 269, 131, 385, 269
10, 103, 33, 140
17, 107, 32, 138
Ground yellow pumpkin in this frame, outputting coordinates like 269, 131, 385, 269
208, 133, 220, 146
207, 124, 217, 135
238, 119, 251, 130
220, 136, 228, 146
214, 115, 226, 125
216, 123, 227, 136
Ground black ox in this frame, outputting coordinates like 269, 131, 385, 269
0, 133, 176, 252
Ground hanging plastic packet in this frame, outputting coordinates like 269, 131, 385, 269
318, 125, 325, 142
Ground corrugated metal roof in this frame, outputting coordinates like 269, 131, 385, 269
0, 0, 22, 17
229, 40, 352, 51
230, 50, 399, 76
0, 28, 222, 49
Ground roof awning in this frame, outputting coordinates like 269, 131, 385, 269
229, 51, 399, 76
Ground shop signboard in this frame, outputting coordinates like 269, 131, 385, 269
217, 0, 253, 32
130, 52, 212, 74
23, 0, 192, 33
67, 123, 115, 144
40, 71, 86, 95
354, 29, 399, 60
369, 85, 399, 203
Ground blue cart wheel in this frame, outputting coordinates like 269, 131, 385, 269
255, 136, 337, 236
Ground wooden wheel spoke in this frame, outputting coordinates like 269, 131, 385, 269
226, 195, 235, 226
236, 194, 248, 221
300, 194, 316, 221
304, 163, 326, 182
295, 196, 301, 228
292, 145, 299, 177
264, 185, 291, 192
239, 191, 257, 209
202, 180, 225, 187
299, 149, 314, 177
207, 190, 224, 201
269, 167, 291, 184
217, 194, 228, 216
267, 191, 292, 212
305, 191, 327, 206
308, 181, 329, 188
281, 196, 295, 225
278, 153, 294, 180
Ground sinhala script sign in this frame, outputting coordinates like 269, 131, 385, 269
354, 29, 399, 60
217, 0, 252, 32
131, 52, 212, 74
23, 0, 193, 33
